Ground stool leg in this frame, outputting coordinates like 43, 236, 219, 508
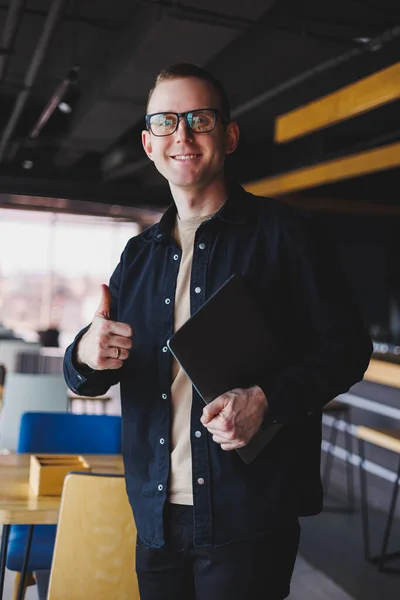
0, 525, 10, 598
377, 455, 400, 572
344, 413, 355, 512
17, 525, 34, 600
323, 416, 339, 497
358, 438, 371, 562
12, 572, 35, 600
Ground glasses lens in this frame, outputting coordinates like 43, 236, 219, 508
188, 109, 216, 133
149, 113, 178, 136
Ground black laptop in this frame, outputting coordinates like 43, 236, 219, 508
167, 273, 283, 464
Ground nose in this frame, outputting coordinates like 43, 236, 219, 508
174, 116, 193, 142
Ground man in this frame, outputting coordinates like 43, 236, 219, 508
64, 63, 372, 600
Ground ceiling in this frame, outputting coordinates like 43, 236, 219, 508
0, 0, 399, 215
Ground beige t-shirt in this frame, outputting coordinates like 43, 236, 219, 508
168, 212, 212, 505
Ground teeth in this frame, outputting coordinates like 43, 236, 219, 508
173, 155, 198, 160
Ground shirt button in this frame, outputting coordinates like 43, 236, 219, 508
194, 286, 201, 294
162, 393, 167, 399
195, 431, 202, 438
165, 298, 171, 305
77, 374, 83, 380
158, 484, 163, 491
162, 346, 168, 353
156, 233, 162, 239
160, 438, 165, 445
173, 254, 179, 261
198, 243, 206, 250
197, 478, 205, 485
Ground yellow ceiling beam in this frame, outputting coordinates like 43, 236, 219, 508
244, 141, 400, 197
275, 62, 400, 143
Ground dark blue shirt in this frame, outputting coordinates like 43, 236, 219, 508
64, 185, 372, 548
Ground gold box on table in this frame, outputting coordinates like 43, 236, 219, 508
29, 454, 91, 496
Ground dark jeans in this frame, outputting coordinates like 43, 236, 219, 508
136, 504, 300, 600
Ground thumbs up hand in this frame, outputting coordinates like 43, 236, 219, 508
95, 283, 113, 319
76, 284, 133, 371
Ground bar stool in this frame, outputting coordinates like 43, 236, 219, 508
322, 399, 355, 512
357, 426, 400, 573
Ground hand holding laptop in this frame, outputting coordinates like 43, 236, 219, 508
200, 385, 268, 451
167, 273, 283, 463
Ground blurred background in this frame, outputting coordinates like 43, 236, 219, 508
0, 1, 399, 599
0, 0, 399, 352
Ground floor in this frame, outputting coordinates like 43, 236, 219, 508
288, 555, 355, 600
0, 553, 355, 600
299, 491, 400, 600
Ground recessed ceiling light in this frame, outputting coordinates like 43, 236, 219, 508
58, 102, 72, 114
22, 160, 34, 170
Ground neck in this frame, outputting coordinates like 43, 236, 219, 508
170, 173, 228, 220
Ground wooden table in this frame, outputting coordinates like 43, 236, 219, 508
0, 453, 124, 598
356, 426, 400, 454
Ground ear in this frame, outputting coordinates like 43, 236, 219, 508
225, 121, 240, 155
142, 130, 154, 161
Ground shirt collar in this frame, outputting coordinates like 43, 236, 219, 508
151, 184, 248, 243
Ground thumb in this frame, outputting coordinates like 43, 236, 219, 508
201, 396, 226, 424
95, 284, 112, 319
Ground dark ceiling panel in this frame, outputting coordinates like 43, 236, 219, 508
0, 0, 397, 209
54, 0, 274, 166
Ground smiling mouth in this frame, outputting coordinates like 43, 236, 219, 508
171, 154, 201, 161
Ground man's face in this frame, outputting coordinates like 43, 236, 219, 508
142, 77, 239, 191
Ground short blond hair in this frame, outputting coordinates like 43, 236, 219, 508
146, 63, 230, 119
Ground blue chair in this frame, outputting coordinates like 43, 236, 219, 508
6, 412, 122, 598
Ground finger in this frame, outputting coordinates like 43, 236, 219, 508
211, 435, 241, 450
100, 319, 133, 338
204, 421, 231, 437
106, 346, 129, 361
207, 424, 236, 441
210, 432, 234, 443
201, 396, 227, 424
109, 334, 133, 350
96, 357, 124, 371
95, 284, 112, 319
220, 442, 242, 451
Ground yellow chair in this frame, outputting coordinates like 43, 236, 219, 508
47, 473, 140, 599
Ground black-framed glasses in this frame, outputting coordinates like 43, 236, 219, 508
145, 108, 228, 137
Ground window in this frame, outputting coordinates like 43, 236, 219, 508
0, 209, 138, 348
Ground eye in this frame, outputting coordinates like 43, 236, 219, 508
190, 110, 214, 130
192, 115, 207, 125
152, 114, 176, 128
